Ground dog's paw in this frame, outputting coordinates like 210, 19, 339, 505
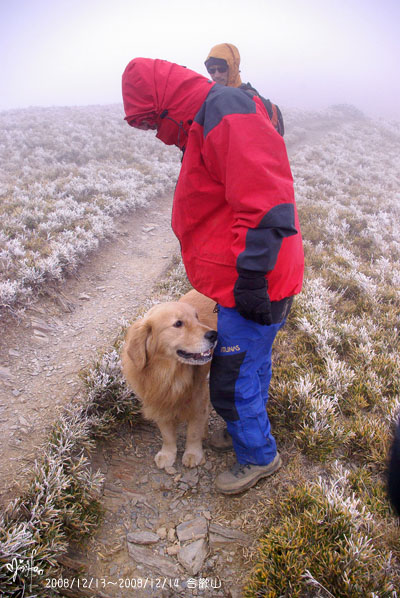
182, 449, 205, 468
155, 450, 176, 469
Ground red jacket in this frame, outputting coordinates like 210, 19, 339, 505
122, 58, 304, 306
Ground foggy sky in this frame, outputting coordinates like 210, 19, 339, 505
1, 0, 399, 120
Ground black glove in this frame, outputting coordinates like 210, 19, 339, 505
233, 271, 272, 325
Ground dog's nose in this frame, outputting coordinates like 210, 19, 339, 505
205, 330, 218, 343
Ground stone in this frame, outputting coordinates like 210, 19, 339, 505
54, 294, 75, 312
0, 366, 14, 380
104, 497, 124, 510
125, 491, 148, 504
167, 528, 176, 542
127, 543, 182, 577
209, 523, 252, 547
181, 469, 199, 486
103, 483, 123, 493
126, 531, 159, 545
183, 513, 195, 521
18, 415, 30, 427
31, 335, 44, 347
156, 527, 167, 539
176, 517, 208, 542
177, 538, 208, 575
31, 317, 53, 332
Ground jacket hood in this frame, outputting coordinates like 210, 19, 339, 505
205, 43, 242, 87
122, 58, 214, 149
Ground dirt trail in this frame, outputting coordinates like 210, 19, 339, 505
0, 193, 178, 506
0, 115, 339, 506
61, 127, 343, 597
0, 122, 340, 595
68, 417, 293, 598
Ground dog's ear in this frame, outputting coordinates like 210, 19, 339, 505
125, 319, 153, 370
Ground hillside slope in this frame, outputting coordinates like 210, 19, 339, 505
0, 104, 181, 316
1, 104, 400, 597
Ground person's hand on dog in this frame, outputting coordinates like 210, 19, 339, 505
234, 271, 272, 325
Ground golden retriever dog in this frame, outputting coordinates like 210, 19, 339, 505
121, 290, 218, 469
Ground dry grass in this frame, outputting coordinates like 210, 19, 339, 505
244, 111, 400, 597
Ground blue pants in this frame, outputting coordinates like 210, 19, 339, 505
210, 306, 285, 466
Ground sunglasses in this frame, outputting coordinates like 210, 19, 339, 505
207, 66, 228, 74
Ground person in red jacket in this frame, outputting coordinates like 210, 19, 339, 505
122, 58, 304, 494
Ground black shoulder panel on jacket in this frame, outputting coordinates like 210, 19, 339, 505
194, 85, 256, 137
237, 204, 297, 274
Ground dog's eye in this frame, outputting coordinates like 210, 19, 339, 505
173, 320, 184, 328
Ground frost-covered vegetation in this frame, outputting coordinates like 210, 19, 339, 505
0, 104, 180, 315
1, 103, 400, 596
245, 109, 400, 596
0, 345, 140, 596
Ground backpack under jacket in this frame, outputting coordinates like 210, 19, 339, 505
240, 82, 285, 136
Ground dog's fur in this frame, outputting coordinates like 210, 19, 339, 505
121, 290, 218, 469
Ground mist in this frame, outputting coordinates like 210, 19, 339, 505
1, 0, 399, 120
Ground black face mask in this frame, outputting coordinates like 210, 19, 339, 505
156, 109, 190, 150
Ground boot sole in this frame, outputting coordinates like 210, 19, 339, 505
216, 454, 282, 495
208, 442, 234, 453
208, 430, 234, 452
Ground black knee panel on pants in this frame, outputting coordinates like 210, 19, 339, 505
210, 352, 246, 422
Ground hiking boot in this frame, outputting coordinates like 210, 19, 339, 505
215, 453, 282, 495
209, 427, 233, 452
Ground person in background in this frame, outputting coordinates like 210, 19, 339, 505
122, 58, 303, 494
205, 42, 284, 136
388, 419, 400, 516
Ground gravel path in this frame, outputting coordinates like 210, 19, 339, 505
0, 190, 277, 598
0, 114, 340, 507
0, 193, 178, 506
69, 415, 277, 598
0, 119, 342, 595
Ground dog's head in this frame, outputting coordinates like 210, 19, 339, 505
124, 301, 218, 370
